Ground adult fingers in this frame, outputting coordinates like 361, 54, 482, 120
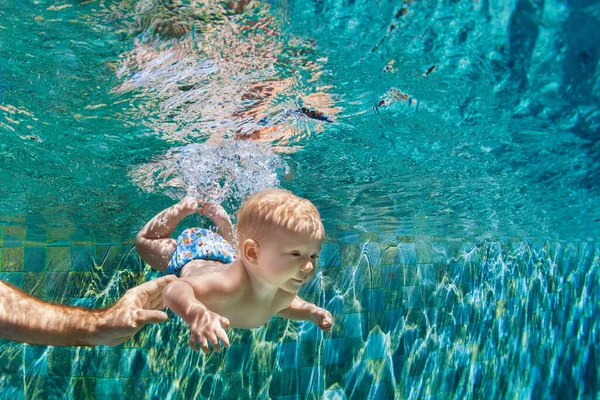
136, 310, 169, 326
150, 296, 165, 310
132, 275, 177, 297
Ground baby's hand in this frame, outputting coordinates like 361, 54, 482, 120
188, 308, 230, 353
178, 197, 200, 215
309, 307, 333, 333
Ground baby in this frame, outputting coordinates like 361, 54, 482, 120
135, 188, 333, 353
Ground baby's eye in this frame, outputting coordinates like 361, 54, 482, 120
311, 254, 319, 259
291, 252, 302, 257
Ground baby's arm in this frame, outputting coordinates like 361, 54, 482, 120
163, 279, 231, 353
277, 295, 333, 333
135, 198, 199, 272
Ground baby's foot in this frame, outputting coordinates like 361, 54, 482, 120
199, 203, 230, 226
178, 197, 199, 215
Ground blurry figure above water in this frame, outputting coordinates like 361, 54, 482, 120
112, 0, 339, 150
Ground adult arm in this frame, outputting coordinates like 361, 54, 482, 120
0, 275, 176, 346
277, 295, 333, 333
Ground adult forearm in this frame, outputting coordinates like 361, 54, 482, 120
0, 281, 100, 346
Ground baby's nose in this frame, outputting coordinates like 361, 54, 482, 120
301, 261, 314, 272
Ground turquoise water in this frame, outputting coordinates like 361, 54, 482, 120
1, 0, 599, 398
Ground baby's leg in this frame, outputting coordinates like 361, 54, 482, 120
200, 203, 235, 245
135, 198, 199, 272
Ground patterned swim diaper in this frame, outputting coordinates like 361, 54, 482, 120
166, 228, 236, 277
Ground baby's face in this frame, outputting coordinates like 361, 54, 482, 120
257, 227, 323, 293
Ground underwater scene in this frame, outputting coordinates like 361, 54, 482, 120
0, 0, 599, 398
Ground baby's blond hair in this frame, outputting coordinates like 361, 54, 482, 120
236, 188, 324, 245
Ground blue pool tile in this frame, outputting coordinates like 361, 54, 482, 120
367, 383, 388, 400
1, 236, 23, 248
24, 247, 46, 272
338, 232, 360, 244
72, 348, 98, 377
276, 342, 299, 369
122, 378, 148, 398
361, 288, 385, 312
71, 378, 96, 399
398, 243, 417, 265
71, 228, 94, 243
418, 264, 436, 285
0, 272, 23, 289
0, 374, 25, 400
299, 366, 323, 394
96, 349, 124, 379
24, 346, 47, 376
383, 310, 404, 332
344, 314, 366, 338
431, 242, 449, 263
382, 265, 402, 288
71, 246, 94, 271
323, 338, 346, 365
96, 378, 123, 398
362, 242, 382, 266
1, 248, 24, 271
25, 376, 69, 399
273, 396, 299, 400
47, 347, 72, 376
0, 345, 23, 374
403, 286, 423, 308
25, 226, 47, 243
270, 369, 299, 397
226, 344, 253, 373
365, 334, 386, 360
320, 243, 341, 267
299, 320, 324, 342
452, 303, 471, 325
120, 349, 149, 378
323, 389, 346, 399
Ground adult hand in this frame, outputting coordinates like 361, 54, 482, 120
91, 275, 177, 346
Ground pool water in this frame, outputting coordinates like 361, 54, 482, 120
0, 0, 599, 398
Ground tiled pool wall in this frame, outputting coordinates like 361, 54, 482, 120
0, 226, 599, 399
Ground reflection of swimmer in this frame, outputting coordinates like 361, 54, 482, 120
376, 87, 417, 112
116, 0, 340, 151
234, 106, 333, 142
257, 107, 333, 126
231, 78, 339, 144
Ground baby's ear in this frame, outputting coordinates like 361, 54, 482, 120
241, 239, 259, 265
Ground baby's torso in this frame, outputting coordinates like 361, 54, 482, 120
182, 263, 295, 329
207, 286, 294, 329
